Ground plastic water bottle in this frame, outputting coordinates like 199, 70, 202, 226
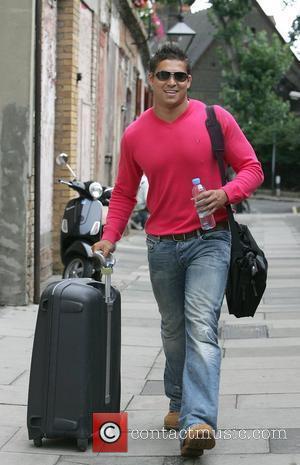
192, 178, 216, 230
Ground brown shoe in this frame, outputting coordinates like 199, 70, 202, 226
181, 423, 215, 457
164, 411, 180, 430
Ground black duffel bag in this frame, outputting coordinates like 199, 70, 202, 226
226, 221, 268, 317
205, 106, 268, 318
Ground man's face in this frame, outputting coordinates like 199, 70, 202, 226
148, 59, 192, 109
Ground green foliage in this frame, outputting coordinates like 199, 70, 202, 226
210, 0, 252, 20
208, 0, 300, 168
220, 31, 292, 142
208, 0, 252, 42
275, 114, 300, 164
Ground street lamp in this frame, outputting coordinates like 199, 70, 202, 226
167, 1, 196, 53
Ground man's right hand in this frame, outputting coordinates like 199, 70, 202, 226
92, 240, 116, 257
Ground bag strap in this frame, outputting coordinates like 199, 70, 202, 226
205, 106, 227, 185
205, 105, 242, 255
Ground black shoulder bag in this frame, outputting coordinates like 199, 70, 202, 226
205, 105, 268, 318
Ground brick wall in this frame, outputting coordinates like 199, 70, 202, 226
52, 0, 149, 273
91, 7, 99, 179
95, 26, 108, 183
53, 0, 80, 272
40, 0, 57, 289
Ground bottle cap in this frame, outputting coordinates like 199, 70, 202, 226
192, 178, 200, 185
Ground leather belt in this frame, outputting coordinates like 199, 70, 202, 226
149, 221, 229, 242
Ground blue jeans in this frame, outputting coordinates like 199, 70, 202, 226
146, 229, 231, 432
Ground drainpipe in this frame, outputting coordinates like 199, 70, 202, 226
33, 0, 42, 304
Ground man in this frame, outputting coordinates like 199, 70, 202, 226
92, 44, 264, 457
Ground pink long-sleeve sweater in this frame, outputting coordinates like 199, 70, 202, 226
102, 99, 264, 243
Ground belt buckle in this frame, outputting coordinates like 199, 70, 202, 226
172, 233, 184, 241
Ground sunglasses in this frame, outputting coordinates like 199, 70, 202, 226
155, 71, 189, 82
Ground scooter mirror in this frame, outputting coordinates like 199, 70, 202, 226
56, 153, 68, 167
56, 153, 77, 179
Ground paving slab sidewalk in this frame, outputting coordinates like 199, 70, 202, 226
0, 214, 300, 465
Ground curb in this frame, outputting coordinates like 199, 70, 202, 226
253, 195, 300, 203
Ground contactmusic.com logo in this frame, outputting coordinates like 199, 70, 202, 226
93, 413, 128, 452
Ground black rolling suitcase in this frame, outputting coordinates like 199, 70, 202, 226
27, 268, 121, 452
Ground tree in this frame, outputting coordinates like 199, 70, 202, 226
207, 0, 300, 177
208, 0, 252, 75
219, 31, 292, 149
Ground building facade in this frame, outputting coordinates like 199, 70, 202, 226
0, 0, 36, 305
0, 0, 150, 305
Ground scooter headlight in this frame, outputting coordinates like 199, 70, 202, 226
89, 182, 103, 199
61, 219, 68, 233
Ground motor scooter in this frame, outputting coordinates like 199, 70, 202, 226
56, 153, 112, 280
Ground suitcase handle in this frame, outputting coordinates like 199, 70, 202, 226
93, 251, 116, 404
93, 251, 115, 304
93, 251, 115, 269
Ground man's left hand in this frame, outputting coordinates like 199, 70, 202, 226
194, 189, 228, 214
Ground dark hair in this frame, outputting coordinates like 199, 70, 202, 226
149, 43, 191, 75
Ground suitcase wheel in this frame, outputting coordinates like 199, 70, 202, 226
77, 438, 88, 452
33, 437, 43, 447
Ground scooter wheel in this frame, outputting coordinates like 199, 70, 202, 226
63, 256, 94, 279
